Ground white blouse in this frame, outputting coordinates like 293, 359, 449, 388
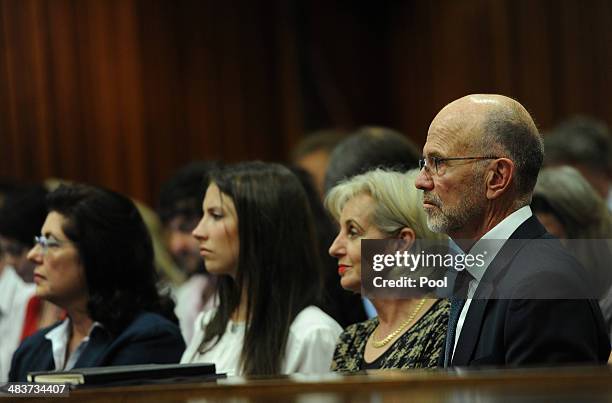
181, 305, 342, 376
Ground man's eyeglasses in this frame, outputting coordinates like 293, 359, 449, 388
418, 156, 499, 176
33, 235, 71, 255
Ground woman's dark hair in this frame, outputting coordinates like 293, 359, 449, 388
47, 184, 177, 335
0, 184, 48, 247
288, 165, 366, 328
199, 162, 323, 375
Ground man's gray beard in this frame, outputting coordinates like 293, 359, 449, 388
425, 194, 485, 235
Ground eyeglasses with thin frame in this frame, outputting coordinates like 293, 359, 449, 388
418, 156, 499, 176
32, 235, 72, 256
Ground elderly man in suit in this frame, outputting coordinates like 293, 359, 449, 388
415, 94, 610, 367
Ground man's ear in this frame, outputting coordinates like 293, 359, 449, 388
486, 158, 514, 200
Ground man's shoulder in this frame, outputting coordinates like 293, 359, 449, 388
514, 236, 584, 279
489, 235, 589, 299
517, 235, 579, 266
508, 215, 576, 268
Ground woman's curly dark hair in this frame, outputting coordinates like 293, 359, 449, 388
46, 184, 177, 335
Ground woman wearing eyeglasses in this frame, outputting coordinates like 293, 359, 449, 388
9, 184, 185, 382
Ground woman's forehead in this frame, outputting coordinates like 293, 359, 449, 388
341, 193, 375, 221
41, 211, 68, 234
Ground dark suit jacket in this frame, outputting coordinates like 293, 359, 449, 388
443, 215, 610, 367
9, 311, 185, 382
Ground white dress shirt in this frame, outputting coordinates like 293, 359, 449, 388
452, 206, 533, 360
181, 305, 342, 375
0, 266, 35, 382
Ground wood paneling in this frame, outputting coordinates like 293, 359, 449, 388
0, 0, 610, 204
0, 0, 301, 204
301, 0, 612, 144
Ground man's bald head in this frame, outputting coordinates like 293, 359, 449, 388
431, 94, 543, 203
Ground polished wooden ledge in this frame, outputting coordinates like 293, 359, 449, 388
14, 366, 612, 402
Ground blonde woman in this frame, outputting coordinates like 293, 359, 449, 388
326, 168, 449, 371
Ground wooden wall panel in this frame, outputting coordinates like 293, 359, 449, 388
0, 0, 610, 205
0, 0, 302, 204
302, 0, 611, 144
46, 0, 85, 181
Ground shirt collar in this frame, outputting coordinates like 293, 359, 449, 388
465, 205, 533, 283
45, 318, 103, 370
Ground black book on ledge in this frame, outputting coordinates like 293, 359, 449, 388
27, 363, 219, 386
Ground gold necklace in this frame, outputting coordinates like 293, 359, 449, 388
372, 299, 427, 348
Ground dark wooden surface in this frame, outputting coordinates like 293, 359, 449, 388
13, 366, 612, 403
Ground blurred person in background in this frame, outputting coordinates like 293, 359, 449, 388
135, 201, 186, 289
9, 184, 185, 382
327, 169, 449, 371
291, 129, 347, 199
532, 166, 612, 334
159, 161, 220, 344
181, 162, 341, 375
0, 184, 48, 283
324, 126, 420, 194
0, 183, 34, 381
0, 184, 60, 382
544, 116, 612, 210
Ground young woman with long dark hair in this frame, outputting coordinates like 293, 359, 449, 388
181, 162, 342, 375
